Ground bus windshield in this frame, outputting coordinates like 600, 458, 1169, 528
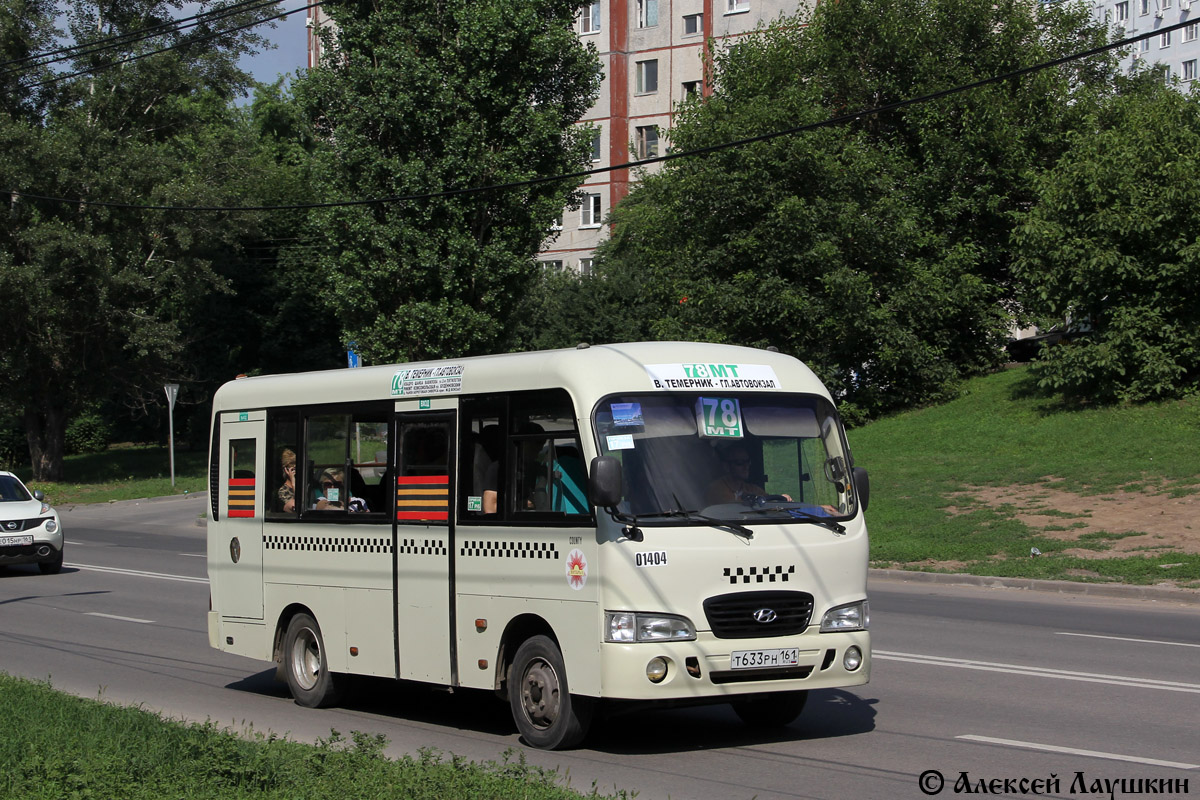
594, 393, 857, 524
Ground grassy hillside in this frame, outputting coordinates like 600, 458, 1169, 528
850, 366, 1200, 587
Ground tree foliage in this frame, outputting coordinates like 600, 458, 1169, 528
1013, 74, 1200, 403
0, 0, 293, 479
595, 0, 1117, 419
296, 0, 602, 364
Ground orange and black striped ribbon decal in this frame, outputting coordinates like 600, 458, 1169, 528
395, 474, 449, 522
228, 478, 256, 518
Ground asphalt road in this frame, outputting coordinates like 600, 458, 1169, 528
1, 495, 1196, 799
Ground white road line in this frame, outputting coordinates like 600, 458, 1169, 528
1057, 632, 1200, 649
84, 612, 155, 625
874, 650, 1200, 694
956, 735, 1200, 770
68, 563, 208, 584
178, 553, 206, 558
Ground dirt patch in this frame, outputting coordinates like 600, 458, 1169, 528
948, 482, 1200, 558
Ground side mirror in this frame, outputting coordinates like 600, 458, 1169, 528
852, 467, 870, 513
33, 489, 45, 502
589, 456, 623, 508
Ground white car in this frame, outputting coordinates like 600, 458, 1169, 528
0, 471, 64, 574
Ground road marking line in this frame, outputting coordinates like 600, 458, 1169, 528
874, 650, 1200, 694
1057, 632, 1200, 649
956, 735, 1199, 769
178, 553, 205, 558
84, 612, 155, 625
68, 563, 207, 584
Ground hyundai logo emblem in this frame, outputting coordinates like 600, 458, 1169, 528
753, 608, 778, 624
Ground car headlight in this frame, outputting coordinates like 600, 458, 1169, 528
605, 612, 696, 643
40, 503, 51, 514
820, 600, 869, 632
44, 518, 58, 534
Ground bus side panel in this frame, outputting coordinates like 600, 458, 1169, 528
454, 523, 600, 695
262, 521, 394, 675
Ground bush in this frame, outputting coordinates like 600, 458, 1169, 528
65, 411, 112, 455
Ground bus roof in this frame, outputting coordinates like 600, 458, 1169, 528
211, 341, 831, 414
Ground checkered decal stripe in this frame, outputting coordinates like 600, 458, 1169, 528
395, 474, 449, 522
724, 565, 796, 584
398, 538, 448, 556
460, 540, 560, 560
264, 534, 393, 553
228, 478, 255, 518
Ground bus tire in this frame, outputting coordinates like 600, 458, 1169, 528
508, 635, 592, 750
731, 690, 808, 727
283, 612, 342, 709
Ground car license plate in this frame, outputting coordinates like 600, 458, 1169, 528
731, 648, 800, 669
0, 535, 34, 547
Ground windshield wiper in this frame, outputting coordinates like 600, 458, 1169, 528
641, 508, 754, 539
742, 497, 847, 534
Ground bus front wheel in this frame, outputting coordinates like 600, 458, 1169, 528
508, 635, 592, 750
731, 690, 808, 727
283, 612, 343, 708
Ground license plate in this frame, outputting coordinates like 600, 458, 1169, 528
0, 535, 33, 547
731, 648, 800, 669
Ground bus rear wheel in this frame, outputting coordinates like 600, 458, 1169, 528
283, 612, 343, 708
731, 690, 808, 727
508, 635, 592, 750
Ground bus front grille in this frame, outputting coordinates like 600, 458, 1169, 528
703, 590, 814, 639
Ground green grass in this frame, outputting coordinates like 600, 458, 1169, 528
851, 366, 1200, 586
0, 674, 629, 800
18, 444, 208, 505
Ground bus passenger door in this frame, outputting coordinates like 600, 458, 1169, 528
215, 411, 266, 620
392, 410, 457, 686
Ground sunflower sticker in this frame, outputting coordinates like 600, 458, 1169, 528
566, 549, 588, 590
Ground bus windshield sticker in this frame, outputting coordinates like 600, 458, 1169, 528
390, 364, 465, 397
467, 496, 482, 512
611, 402, 644, 428
696, 397, 744, 438
606, 433, 635, 450
645, 363, 781, 391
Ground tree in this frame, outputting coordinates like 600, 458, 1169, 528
295, 0, 601, 364
1013, 74, 1200, 403
0, 0, 287, 480
597, 0, 1117, 419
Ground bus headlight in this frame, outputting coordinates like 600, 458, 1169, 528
605, 612, 696, 643
820, 601, 869, 632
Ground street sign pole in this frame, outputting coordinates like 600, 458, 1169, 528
164, 384, 180, 487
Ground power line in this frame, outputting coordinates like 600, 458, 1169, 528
27, 1, 320, 89
0, 0, 282, 76
11, 19, 1187, 213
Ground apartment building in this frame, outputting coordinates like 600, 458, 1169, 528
307, 2, 807, 276
542, 0, 807, 274
1092, 0, 1200, 80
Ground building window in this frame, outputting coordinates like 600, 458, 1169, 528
1115, 1, 1129, 21
1141, 37, 1151, 52
579, 258, 594, 276
726, 0, 750, 13
682, 80, 701, 99
1185, 59, 1198, 80
591, 130, 602, 162
581, 193, 602, 227
550, 213, 563, 231
684, 13, 703, 35
1186, 22, 1199, 41
635, 125, 659, 159
543, 260, 564, 271
636, 59, 658, 94
1161, 29, 1171, 47
1163, 0, 1172, 9
579, 1, 600, 34
1139, 0, 1149, 13
637, 0, 658, 28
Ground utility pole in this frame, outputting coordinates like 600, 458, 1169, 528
164, 384, 180, 487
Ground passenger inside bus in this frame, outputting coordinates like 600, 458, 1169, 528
706, 443, 766, 504
277, 448, 297, 513
312, 468, 344, 510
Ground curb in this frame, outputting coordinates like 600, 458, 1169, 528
869, 567, 1200, 606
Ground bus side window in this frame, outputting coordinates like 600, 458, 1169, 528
267, 412, 299, 518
